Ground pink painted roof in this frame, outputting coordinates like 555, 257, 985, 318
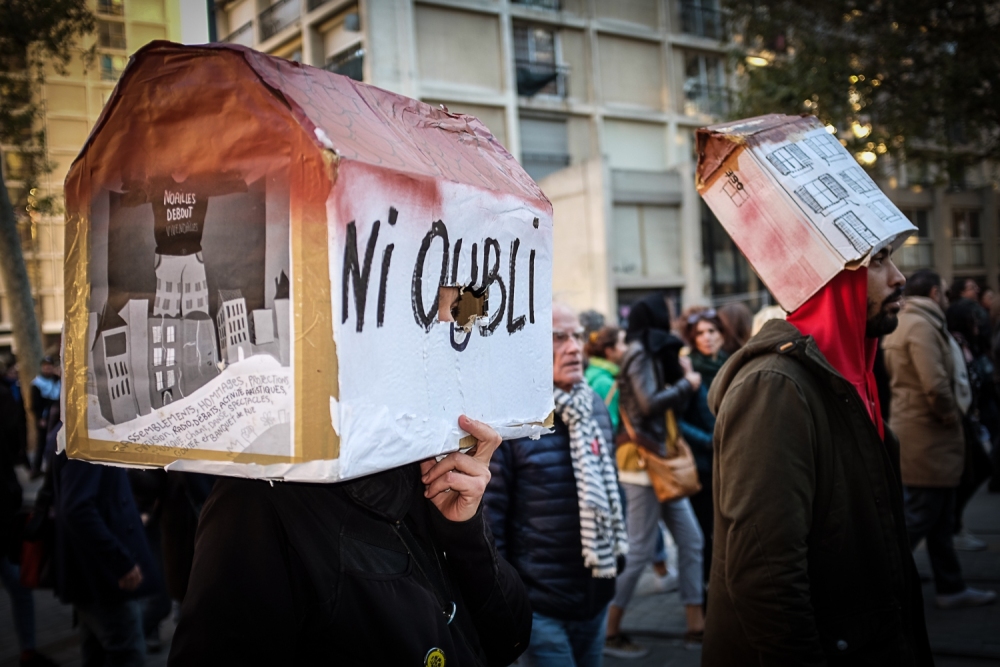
78, 41, 548, 207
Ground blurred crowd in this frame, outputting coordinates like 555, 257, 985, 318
0, 276, 997, 666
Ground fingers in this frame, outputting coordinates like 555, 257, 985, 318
457, 415, 502, 464
422, 451, 489, 487
424, 465, 488, 500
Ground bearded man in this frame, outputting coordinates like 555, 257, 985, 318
702, 249, 934, 666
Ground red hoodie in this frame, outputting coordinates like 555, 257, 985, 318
786, 268, 883, 438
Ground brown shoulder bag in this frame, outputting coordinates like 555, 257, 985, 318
620, 408, 701, 503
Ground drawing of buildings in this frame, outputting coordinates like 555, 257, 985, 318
120, 299, 153, 416
839, 166, 880, 197
217, 289, 252, 364
766, 143, 813, 176
804, 133, 848, 164
178, 314, 220, 394
251, 309, 275, 344
92, 305, 139, 424
149, 316, 181, 407
869, 198, 904, 223
794, 174, 850, 216
834, 212, 881, 254
153, 254, 210, 318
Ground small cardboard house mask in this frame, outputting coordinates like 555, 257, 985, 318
696, 114, 915, 311
62, 42, 554, 482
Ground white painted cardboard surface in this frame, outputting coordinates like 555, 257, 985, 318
699, 116, 916, 311
329, 163, 554, 480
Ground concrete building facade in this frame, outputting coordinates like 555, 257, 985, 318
214, 0, 738, 320
0, 0, 208, 352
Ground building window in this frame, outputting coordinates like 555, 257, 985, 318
520, 117, 570, 182
612, 204, 683, 279
153, 347, 163, 366
223, 21, 253, 46
166, 326, 175, 343
99, 54, 127, 81
155, 371, 164, 391
680, 0, 725, 40
152, 326, 162, 344
514, 23, 566, 97
166, 369, 175, 388
325, 47, 364, 81
98, 20, 126, 50
259, 0, 300, 41
900, 208, 931, 238
953, 209, 981, 239
683, 52, 727, 116
166, 348, 176, 367
97, 0, 124, 16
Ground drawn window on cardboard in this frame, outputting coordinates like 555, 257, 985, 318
803, 134, 848, 165
766, 144, 813, 176
868, 199, 904, 223
794, 174, 850, 216
834, 211, 881, 254
722, 169, 749, 207
839, 166, 879, 197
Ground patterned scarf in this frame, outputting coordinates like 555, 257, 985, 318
553, 382, 629, 578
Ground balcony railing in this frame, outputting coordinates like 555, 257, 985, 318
97, 0, 125, 16
953, 240, 983, 269
260, 0, 300, 41
325, 48, 364, 81
515, 60, 568, 97
680, 2, 726, 40
307, 0, 332, 10
222, 20, 253, 46
683, 83, 729, 117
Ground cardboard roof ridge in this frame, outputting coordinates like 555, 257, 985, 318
696, 113, 819, 188
69, 41, 549, 209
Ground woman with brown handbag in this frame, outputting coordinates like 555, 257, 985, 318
603, 293, 706, 657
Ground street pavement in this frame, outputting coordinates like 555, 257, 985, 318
1, 477, 998, 666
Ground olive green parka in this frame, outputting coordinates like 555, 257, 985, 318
703, 319, 932, 667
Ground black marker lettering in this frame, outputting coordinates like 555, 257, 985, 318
507, 239, 525, 334
411, 220, 450, 332
529, 248, 536, 324
376, 243, 394, 328
451, 238, 463, 285
481, 238, 506, 336
388, 207, 398, 225
342, 220, 380, 332
450, 322, 472, 352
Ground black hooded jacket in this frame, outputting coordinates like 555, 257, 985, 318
168, 465, 531, 667
618, 294, 694, 452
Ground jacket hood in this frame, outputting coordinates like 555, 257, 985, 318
709, 269, 883, 437
905, 295, 946, 330
708, 318, 808, 415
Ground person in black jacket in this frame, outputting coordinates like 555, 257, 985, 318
485, 302, 628, 667
168, 415, 530, 667
607, 294, 704, 655
54, 449, 160, 667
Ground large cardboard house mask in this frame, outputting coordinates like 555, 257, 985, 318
696, 114, 915, 312
62, 42, 554, 482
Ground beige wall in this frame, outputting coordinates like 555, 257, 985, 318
541, 158, 613, 315
597, 35, 663, 109
595, 0, 661, 28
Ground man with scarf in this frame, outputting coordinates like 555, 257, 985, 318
484, 302, 628, 667
703, 249, 934, 666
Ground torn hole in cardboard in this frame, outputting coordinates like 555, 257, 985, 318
437, 285, 486, 331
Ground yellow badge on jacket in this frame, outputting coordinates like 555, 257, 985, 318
424, 648, 445, 667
